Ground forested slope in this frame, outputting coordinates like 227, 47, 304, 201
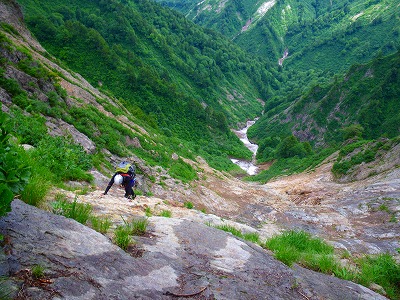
16, 0, 278, 166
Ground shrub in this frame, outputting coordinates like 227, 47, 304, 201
0, 109, 30, 216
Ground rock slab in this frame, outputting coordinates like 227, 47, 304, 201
0, 200, 385, 299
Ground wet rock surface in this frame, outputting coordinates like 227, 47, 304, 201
0, 200, 386, 300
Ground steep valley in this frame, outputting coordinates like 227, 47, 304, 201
0, 0, 399, 298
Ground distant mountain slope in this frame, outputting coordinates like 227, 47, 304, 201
15, 0, 278, 166
248, 51, 400, 149
155, 0, 400, 76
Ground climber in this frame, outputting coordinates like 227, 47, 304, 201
103, 161, 136, 200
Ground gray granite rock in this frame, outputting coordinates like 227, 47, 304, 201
0, 200, 386, 299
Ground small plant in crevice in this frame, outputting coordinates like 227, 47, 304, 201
129, 218, 149, 236
184, 201, 194, 209
159, 210, 172, 218
144, 207, 152, 217
31, 265, 45, 279
90, 216, 111, 234
113, 224, 133, 251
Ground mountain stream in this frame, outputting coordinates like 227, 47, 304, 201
231, 120, 259, 175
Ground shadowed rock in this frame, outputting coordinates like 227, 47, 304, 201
0, 200, 385, 299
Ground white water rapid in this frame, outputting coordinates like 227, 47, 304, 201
231, 120, 259, 175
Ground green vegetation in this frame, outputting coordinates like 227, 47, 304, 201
89, 216, 112, 234
129, 218, 149, 236
144, 207, 152, 217
264, 230, 334, 267
159, 210, 172, 218
0, 276, 11, 300
51, 195, 93, 224
0, 109, 30, 216
211, 223, 260, 244
332, 138, 399, 177
31, 265, 45, 279
356, 254, 400, 299
168, 159, 198, 183
264, 230, 400, 299
113, 224, 133, 251
249, 148, 335, 183
184, 201, 194, 209
17, 0, 269, 170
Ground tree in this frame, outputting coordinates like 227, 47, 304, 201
341, 124, 364, 140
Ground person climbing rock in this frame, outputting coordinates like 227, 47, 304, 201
104, 161, 136, 200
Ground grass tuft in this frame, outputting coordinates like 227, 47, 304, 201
31, 265, 45, 279
184, 201, 194, 209
52, 195, 92, 224
159, 210, 172, 218
113, 225, 133, 250
129, 218, 149, 236
90, 216, 111, 234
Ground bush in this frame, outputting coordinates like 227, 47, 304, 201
0, 110, 30, 216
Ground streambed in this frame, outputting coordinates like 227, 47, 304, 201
231, 120, 259, 175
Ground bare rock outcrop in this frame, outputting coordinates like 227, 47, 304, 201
0, 200, 385, 299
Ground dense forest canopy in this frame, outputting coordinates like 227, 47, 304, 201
16, 0, 284, 168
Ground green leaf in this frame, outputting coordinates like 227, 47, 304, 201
0, 183, 13, 217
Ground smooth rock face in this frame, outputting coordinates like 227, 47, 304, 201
0, 200, 385, 300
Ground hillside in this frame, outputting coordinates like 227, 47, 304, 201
16, 0, 270, 128
155, 0, 400, 73
249, 50, 400, 148
0, 0, 399, 299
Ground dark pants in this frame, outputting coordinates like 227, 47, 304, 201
123, 176, 135, 198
